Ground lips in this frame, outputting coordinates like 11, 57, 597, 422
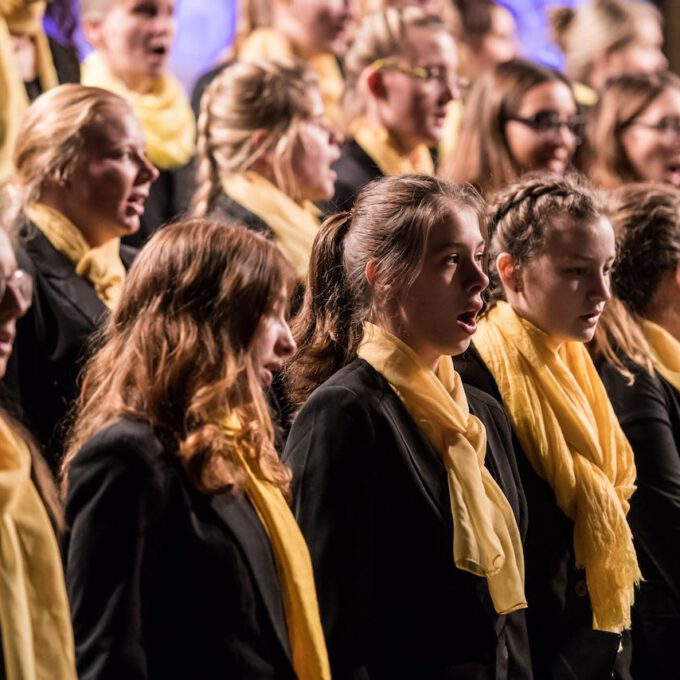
665, 161, 680, 185
127, 193, 148, 216
579, 309, 603, 325
456, 301, 483, 334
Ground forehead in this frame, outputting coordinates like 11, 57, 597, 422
640, 87, 680, 117
427, 205, 482, 248
490, 5, 516, 36
84, 109, 144, 145
542, 215, 615, 257
516, 80, 576, 114
402, 26, 457, 65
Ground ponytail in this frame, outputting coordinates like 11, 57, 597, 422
285, 212, 363, 408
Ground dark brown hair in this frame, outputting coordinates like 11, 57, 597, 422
439, 58, 574, 198
63, 219, 295, 496
285, 174, 485, 407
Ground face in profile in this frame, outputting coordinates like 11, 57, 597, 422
290, 90, 342, 202
86, 0, 176, 84
504, 80, 579, 175
378, 26, 459, 149
504, 215, 616, 344
605, 15, 667, 80
249, 290, 297, 387
463, 5, 517, 81
0, 230, 32, 379
620, 87, 680, 186
391, 206, 488, 369
59, 108, 158, 243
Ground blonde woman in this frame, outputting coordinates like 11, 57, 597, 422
4, 84, 157, 471
80, 0, 195, 242
330, 7, 458, 210
192, 58, 340, 282
550, 0, 666, 106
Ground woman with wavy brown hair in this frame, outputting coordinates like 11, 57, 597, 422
62, 219, 330, 680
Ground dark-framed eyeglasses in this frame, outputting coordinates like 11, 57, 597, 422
0, 270, 32, 311
623, 116, 680, 136
505, 111, 584, 145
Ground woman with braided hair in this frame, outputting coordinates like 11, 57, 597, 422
590, 183, 680, 679
455, 174, 638, 679
283, 174, 532, 678
191, 58, 341, 282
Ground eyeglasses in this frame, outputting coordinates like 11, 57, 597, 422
0, 270, 32, 311
505, 111, 584, 145
624, 116, 680, 136
370, 58, 467, 92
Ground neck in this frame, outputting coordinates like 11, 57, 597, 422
273, 14, 318, 60
646, 303, 680, 343
36, 193, 113, 248
363, 109, 416, 155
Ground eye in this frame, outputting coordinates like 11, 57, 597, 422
444, 253, 460, 265
565, 266, 588, 276
474, 251, 485, 264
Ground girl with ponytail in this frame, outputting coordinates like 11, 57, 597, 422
284, 174, 532, 678
455, 173, 638, 679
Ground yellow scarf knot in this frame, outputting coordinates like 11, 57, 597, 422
25, 203, 125, 310
640, 318, 680, 392
0, 415, 77, 680
223, 414, 331, 680
350, 118, 434, 177
474, 302, 641, 632
220, 170, 320, 280
81, 50, 195, 170
358, 322, 527, 615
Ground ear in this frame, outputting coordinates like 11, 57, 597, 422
365, 259, 378, 287
496, 252, 522, 293
81, 17, 106, 49
366, 69, 387, 99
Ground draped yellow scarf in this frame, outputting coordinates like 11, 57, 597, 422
81, 50, 195, 170
0, 415, 77, 680
474, 302, 640, 632
358, 323, 526, 615
25, 203, 125, 310
350, 118, 435, 177
220, 170, 320, 280
224, 417, 331, 680
0, 0, 58, 184
640, 319, 680, 393
238, 28, 344, 128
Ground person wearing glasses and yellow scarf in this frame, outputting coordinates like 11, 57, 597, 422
328, 7, 458, 211
456, 175, 640, 679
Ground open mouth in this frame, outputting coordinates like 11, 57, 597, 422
457, 310, 478, 334
666, 162, 680, 184
148, 45, 169, 58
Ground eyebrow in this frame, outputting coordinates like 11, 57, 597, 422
435, 240, 486, 251
559, 254, 615, 262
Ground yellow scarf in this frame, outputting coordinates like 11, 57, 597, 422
474, 302, 640, 633
238, 28, 344, 128
0, 415, 77, 680
25, 203, 125, 310
220, 170, 320, 280
81, 50, 195, 170
0, 0, 58, 185
351, 118, 435, 177
357, 323, 526, 615
224, 418, 331, 680
640, 319, 680, 393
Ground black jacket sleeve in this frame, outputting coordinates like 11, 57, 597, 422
65, 425, 170, 680
283, 385, 378, 680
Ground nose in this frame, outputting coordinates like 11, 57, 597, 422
589, 270, 611, 304
136, 151, 159, 185
0, 284, 29, 323
466, 257, 490, 294
329, 123, 344, 148
277, 320, 297, 359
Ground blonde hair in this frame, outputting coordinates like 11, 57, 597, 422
550, 0, 662, 87
63, 219, 295, 496
79, 0, 116, 19
192, 58, 319, 217
342, 7, 450, 127
10, 83, 133, 214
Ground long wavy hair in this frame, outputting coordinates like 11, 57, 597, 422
63, 219, 295, 496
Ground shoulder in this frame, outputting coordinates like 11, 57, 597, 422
454, 344, 501, 400
119, 244, 138, 269
191, 61, 231, 117
464, 382, 507, 422
330, 141, 383, 211
207, 193, 273, 237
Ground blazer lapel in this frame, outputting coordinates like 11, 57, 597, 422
206, 493, 294, 667
24, 230, 107, 327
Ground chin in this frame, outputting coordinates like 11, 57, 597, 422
449, 336, 472, 357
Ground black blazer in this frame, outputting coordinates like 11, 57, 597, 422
326, 139, 383, 213
456, 345, 624, 680
3, 226, 136, 472
283, 358, 533, 680
597, 355, 680, 677
64, 418, 296, 680
206, 192, 274, 237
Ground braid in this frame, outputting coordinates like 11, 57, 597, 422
191, 84, 221, 217
486, 173, 605, 304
